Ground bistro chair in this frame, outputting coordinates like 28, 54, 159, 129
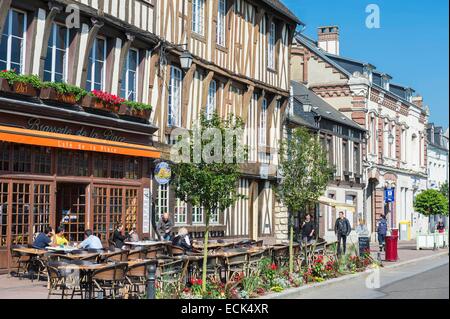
246, 250, 265, 276
46, 261, 84, 299
92, 262, 128, 299
167, 244, 186, 257
9, 245, 31, 279
125, 260, 158, 299
156, 258, 186, 295
102, 250, 128, 263
144, 245, 166, 259
224, 252, 248, 283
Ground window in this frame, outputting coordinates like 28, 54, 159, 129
86, 37, 106, 91
156, 184, 169, 222
210, 209, 219, 224
192, 0, 205, 35
259, 98, 268, 146
342, 140, 349, 173
383, 122, 389, 157
390, 123, 396, 158
168, 66, 182, 127
13, 144, 31, 173
353, 143, 360, 174
206, 80, 216, 120
120, 48, 138, 101
381, 77, 390, 90
0, 142, 10, 171
216, 0, 226, 46
175, 199, 187, 225
192, 206, 204, 224
44, 23, 69, 82
34, 147, 51, 174
57, 150, 89, 176
268, 21, 276, 69
0, 9, 26, 73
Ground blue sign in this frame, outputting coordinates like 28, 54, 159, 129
154, 162, 171, 185
385, 188, 395, 203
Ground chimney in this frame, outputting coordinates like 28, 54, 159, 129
317, 26, 340, 55
412, 96, 423, 108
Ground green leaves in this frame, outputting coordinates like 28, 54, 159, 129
276, 127, 333, 212
42, 81, 88, 101
414, 189, 449, 217
0, 70, 42, 88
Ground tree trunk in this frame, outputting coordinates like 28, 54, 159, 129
289, 210, 294, 275
202, 212, 210, 294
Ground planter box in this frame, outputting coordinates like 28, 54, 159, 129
40, 87, 78, 105
11, 82, 39, 97
81, 95, 120, 113
0, 78, 11, 92
416, 232, 447, 250
119, 104, 152, 121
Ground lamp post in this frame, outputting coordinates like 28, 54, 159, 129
146, 260, 158, 299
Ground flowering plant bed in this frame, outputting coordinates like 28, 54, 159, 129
40, 82, 87, 105
81, 90, 124, 113
0, 70, 41, 97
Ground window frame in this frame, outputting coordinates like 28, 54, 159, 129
268, 21, 276, 70
174, 198, 187, 225
44, 22, 70, 83
168, 66, 183, 127
216, 0, 226, 47
206, 79, 217, 120
192, 206, 204, 225
192, 0, 205, 36
120, 48, 139, 101
0, 8, 27, 74
86, 36, 107, 92
259, 98, 268, 146
155, 184, 169, 223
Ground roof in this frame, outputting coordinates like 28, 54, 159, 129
291, 81, 365, 132
261, 0, 303, 25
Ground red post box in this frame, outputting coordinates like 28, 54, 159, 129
385, 229, 399, 261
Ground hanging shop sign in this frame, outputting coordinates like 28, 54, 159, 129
154, 162, 172, 185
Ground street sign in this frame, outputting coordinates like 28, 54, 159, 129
385, 188, 395, 203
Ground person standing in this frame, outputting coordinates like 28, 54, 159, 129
377, 215, 388, 252
334, 211, 351, 256
157, 212, 174, 241
301, 214, 315, 244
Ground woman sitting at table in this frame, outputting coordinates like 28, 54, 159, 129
111, 224, 128, 249
54, 226, 69, 246
172, 227, 193, 252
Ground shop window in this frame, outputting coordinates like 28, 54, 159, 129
44, 22, 69, 82
32, 184, 51, 236
34, 147, 52, 174
0, 9, 27, 73
0, 183, 8, 247
0, 142, 9, 171
57, 150, 89, 176
125, 158, 140, 180
155, 184, 169, 222
111, 156, 125, 179
12, 144, 31, 173
93, 187, 108, 241
11, 183, 30, 245
125, 189, 138, 232
93, 153, 109, 178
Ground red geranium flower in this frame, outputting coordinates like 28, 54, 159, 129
270, 263, 277, 270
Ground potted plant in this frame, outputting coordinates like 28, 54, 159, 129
40, 82, 87, 105
120, 100, 152, 120
81, 89, 124, 113
0, 70, 41, 97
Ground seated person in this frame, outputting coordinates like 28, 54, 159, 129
33, 227, 54, 249
78, 229, 103, 250
172, 227, 193, 252
129, 226, 140, 242
54, 226, 69, 246
111, 224, 128, 249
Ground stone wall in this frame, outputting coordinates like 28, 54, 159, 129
274, 199, 289, 243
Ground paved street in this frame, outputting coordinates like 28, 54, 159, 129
280, 254, 449, 299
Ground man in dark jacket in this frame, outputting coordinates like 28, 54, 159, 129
157, 212, 174, 241
335, 211, 352, 256
301, 214, 315, 243
377, 215, 388, 252
111, 224, 128, 248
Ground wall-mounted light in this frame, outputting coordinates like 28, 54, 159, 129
180, 50, 193, 71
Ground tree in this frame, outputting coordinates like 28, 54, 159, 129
171, 113, 245, 293
414, 189, 449, 217
276, 127, 333, 274
440, 182, 449, 200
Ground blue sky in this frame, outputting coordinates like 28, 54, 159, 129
284, 0, 449, 128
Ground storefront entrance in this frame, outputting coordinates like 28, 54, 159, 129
56, 183, 88, 243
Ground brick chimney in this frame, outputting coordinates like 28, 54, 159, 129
412, 96, 423, 108
318, 26, 340, 55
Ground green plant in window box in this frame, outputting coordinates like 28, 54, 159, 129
120, 100, 153, 120
0, 70, 41, 97
41, 81, 87, 104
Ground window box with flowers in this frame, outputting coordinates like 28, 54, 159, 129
40, 82, 87, 105
0, 70, 41, 97
119, 101, 153, 121
81, 89, 124, 113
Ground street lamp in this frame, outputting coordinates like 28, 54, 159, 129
388, 133, 394, 146
180, 50, 193, 71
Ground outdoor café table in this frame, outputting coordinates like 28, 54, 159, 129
124, 240, 170, 247
12, 247, 47, 256
46, 246, 79, 253
192, 241, 235, 250
57, 262, 111, 299
54, 252, 99, 261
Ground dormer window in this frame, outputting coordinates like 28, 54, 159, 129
381, 74, 391, 90
363, 64, 374, 83
405, 89, 413, 102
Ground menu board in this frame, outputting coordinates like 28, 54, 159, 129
143, 188, 150, 234
358, 237, 371, 256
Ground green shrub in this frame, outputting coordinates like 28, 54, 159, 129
123, 100, 152, 110
42, 81, 87, 101
0, 70, 42, 88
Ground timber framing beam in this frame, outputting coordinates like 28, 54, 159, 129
79, 18, 104, 88
38, 2, 63, 79
0, 0, 12, 44
181, 63, 197, 128
241, 85, 255, 123
201, 70, 214, 113
266, 94, 281, 146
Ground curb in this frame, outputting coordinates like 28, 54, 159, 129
260, 250, 449, 299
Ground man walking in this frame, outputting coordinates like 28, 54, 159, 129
335, 211, 351, 256
377, 214, 388, 252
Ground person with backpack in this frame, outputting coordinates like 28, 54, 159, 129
334, 211, 352, 256
377, 215, 388, 252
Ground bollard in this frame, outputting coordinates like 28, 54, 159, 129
146, 261, 158, 299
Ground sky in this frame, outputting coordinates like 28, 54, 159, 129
283, 0, 449, 128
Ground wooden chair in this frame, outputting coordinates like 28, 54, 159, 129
125, 260, 158, 299
46, 261, 84, 299
144, 245, 166, 259
127, 249, 145, 261
9, 245, 31, 279
246, 250, 265, 276
224, 252, 248, 283
167, 244, 186, 257
103, 250, 128, 263
156, 259, 186, 295
92, 263, 128, 299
